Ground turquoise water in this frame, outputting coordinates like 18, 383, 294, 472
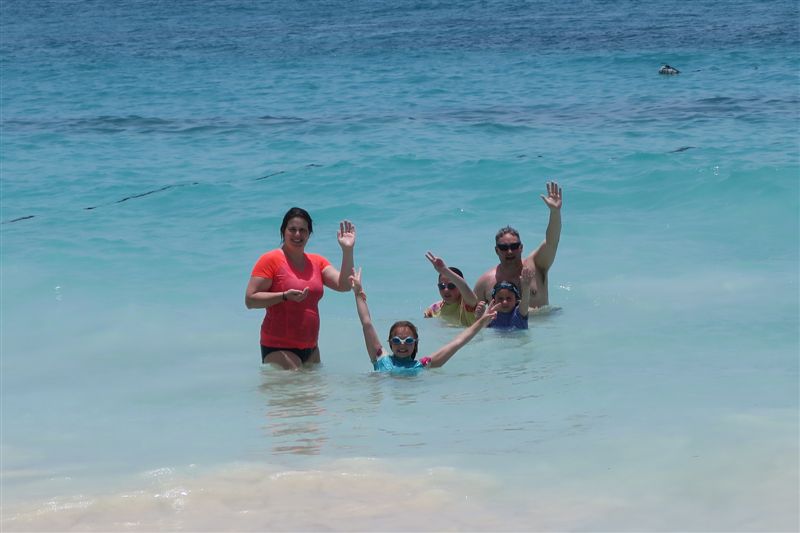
2, 1, 798, 530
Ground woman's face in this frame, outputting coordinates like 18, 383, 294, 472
437, 274, 462, 304
388, 325, 417, 358
283, 217, 310, 249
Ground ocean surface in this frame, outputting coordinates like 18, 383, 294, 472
1, 0, 798, 531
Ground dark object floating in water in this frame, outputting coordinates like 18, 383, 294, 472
85, 182, 198, 210
659, 64, 680, 75
2, 214, 35, 224
255, 170, 286, 181
258, 115, 306, 124
256, 164, 320, 181
670, 146, 695, 153
9, 164, 319, 222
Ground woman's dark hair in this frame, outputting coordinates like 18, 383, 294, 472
449, 267, 464, 279
280, 207, 313, 241
388, 320, 419, 358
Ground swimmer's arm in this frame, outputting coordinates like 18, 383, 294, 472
350, 268, 382, 362
427, 303, 499, 368
321, 253, 355, 292
446, 269, 478, 308
323, 219, 356, 292
424, 251, 478, 307
531, 181, 562, 272
244, 276, 308, 308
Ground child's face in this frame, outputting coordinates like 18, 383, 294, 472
494, 289, 518, 313
388, 325, 417, 358
437, 274, 462, 304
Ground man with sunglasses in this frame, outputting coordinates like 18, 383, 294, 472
474, 181, 563, 311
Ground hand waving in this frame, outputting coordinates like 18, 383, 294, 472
337, 220, 356, 250
540, 181, 563, 211
425, 251, 448, 274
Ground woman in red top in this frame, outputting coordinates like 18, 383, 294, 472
245, 207, 355, 369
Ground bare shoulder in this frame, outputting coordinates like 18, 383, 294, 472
473, 267, 497, 300
477, 265, 497, 280
474, 268, 495, 289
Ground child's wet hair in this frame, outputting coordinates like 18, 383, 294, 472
492, 281, 521, 300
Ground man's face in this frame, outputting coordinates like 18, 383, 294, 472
495, 233, 523, 263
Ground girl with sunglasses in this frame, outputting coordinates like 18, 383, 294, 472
349, 267, 500, 374
423, 251, 479, 327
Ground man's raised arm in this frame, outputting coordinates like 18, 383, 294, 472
531, 181, 562, 272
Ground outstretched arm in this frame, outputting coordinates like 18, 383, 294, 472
427, 302, 500, 368
349, 267, 383, 363
518, 267, 533, 317
530, 181, 562, 273
425, 251, 478, 307
322, 220, 356, 291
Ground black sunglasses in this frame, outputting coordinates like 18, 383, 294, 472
496, 242, 522, 251
437, 282, 457, 290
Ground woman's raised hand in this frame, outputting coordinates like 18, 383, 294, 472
337, 220, 356, 250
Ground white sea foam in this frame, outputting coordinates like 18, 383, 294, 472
3, 444, 797, 532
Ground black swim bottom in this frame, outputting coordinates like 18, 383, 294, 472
261, 345, 317, 364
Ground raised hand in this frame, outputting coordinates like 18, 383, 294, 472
540, 181, 562, 211
348, 267, 363, 294
474, 300, 487, 319
285, 287, 310, 302
425, 251, 448, 273
521, 266, 534, 285
477, 300, 501, 325
337, 220, 356, 250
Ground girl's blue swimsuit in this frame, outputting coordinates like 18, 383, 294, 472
374, 355, 430, 375
487, 307, 528, 330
